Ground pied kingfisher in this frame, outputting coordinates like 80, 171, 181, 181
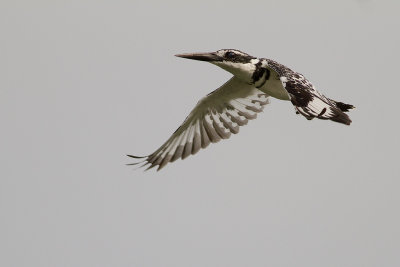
128, 49, 354, 171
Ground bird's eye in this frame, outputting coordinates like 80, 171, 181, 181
225, 51, 235, 58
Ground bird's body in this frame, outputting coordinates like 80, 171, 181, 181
129, 49, 354, 171
253, 60, 290, 100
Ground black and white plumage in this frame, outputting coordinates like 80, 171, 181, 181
128, 49, 354, 171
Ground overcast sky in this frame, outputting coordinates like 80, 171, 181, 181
1, 0, 399, 266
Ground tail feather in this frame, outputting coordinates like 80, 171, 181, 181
295, 105, 352, 125
329, 108, 352, 125
332, 101, 355, 112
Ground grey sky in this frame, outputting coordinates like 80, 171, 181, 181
1, 0, 399, 266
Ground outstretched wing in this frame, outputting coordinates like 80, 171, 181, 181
128, 77, 270, 171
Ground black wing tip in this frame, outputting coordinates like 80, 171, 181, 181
126, 154, 151, 171
126, 161, 144, 166
127, 154, 146, 159
126, 154, 170, 172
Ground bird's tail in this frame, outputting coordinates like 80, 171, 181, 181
294, 97, 355, 125
331, 100, 355, 112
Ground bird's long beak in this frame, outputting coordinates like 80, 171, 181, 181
175, 52, 222, 62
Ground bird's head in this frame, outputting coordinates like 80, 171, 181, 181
175, 49, 258, 82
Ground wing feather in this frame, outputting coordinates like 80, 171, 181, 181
192, 120, 202, 155
128, 77, 270, 171
219, 111, 239, 134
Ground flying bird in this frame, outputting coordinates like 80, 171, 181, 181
128, 49, 354, 171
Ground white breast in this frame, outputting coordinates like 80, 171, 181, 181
260, 73, 290, 100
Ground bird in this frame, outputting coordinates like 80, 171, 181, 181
128, 49, 354, 171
